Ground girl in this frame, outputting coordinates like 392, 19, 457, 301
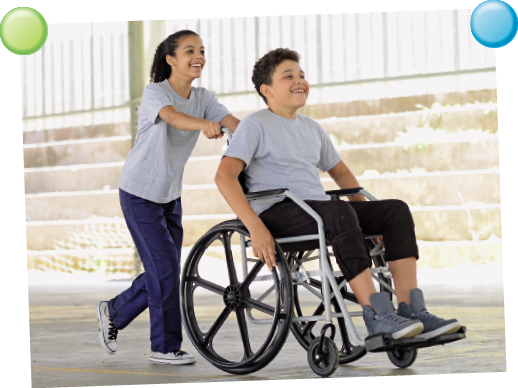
96, 30, 240, 365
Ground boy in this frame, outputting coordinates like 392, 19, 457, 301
215, 48, 461, 340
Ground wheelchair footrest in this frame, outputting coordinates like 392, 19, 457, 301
365, 326, 467, 353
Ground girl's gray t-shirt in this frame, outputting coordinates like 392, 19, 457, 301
118, 79, 230, 203
224, 109, 341, 215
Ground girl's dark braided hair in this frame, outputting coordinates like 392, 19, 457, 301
149, 30, 200, 83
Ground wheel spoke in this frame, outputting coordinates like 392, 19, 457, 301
245, 297, 276, 316
223, 233, 238, 285
236, 308, 253, 359
204, 307, 231, 345
187, 276, 226, 295
240, 259, 264, 291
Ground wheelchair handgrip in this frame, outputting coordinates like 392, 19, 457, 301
325, 187, 364, 199
245, 188, 289, 200
221, 127, 233, 143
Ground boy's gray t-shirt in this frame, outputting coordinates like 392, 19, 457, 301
118, 79, 230, 203
224, 109, 341, 214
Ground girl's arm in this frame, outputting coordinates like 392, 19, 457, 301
214, 156, 277, 271
219, 114, 240, 134
158, 105, 221, 139
328, 160, 367, 202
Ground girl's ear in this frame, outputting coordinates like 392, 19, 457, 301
260, 84, 272, 98
166, 54, 176, 67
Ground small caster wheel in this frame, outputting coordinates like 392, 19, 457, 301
387, 348, 418, 368
307, 336, 339, 377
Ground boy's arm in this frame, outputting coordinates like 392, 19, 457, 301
158, 105, 221, 139
215, 156, 277, 271
328, 160, 368, 202
219, 114, 240, 134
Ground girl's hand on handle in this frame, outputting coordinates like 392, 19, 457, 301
249, 224, 277, 271
200, 120, 223, 139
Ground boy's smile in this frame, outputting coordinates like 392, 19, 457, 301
260, 60, 310, 119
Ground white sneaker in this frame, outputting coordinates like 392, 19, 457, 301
149, 350, 197, 365
96, 301, 118, 354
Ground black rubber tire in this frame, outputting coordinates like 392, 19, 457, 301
181, 221, 294, 375
307, 336, 339, 377
387, 348, 418, 368
290, 280, 367, 365
288, 239, 393, 365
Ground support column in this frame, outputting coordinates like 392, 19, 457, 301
127, 20, 165, 276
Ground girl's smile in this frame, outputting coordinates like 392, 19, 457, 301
167, 34, 206, 80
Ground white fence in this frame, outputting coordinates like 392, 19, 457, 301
21, 10, 495, 121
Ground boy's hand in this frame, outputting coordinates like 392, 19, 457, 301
200, 120, 223, 139
373, 236, 385, 250
250, 225, 277, 271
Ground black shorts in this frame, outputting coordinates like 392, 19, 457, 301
258, 198, 419, 282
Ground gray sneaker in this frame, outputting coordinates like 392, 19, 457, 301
149, 350, 197, 365
397, 288, 462, 340
363, 292, 423, 339
96, 301, 118, 354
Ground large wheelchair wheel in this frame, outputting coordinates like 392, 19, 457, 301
181, 221, 294, 375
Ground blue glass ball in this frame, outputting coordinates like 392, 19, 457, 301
471, 0, 518, 48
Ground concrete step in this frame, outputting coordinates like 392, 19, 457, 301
23, 137, 499, 193
25, 202, 501, 249
25, 168, 499, 218
23, 136, 131, 168
185, 138, 500, 186
319, 103, 497, 145
232, 88, 497, 121
23, 122, 130, 144
26, 238, 502, 273
24, 162, 124, 194
22, 101, 496, 148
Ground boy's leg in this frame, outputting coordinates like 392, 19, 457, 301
259, 198, 372, 289
348, 199, 461, 337
347, 199, 419, 305
259, 198, 422, 339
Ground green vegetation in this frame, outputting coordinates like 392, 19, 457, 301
395, 126, 496, 151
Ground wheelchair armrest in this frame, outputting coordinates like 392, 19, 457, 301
245, 188, 289, 200
325, 187, 364, 199
326, 187, 378, 201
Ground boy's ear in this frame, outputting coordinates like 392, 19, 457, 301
260, 84, 273, 98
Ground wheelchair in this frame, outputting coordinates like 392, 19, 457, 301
179, 132, 466, 378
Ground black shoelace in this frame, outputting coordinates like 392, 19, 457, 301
108, 319, 118, 341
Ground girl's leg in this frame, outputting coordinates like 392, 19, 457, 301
108, 190, 183, 354
160, 197, 184, 352
107, 190, 150, 328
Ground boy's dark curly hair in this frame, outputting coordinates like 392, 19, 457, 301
150, 30, 200, 83
252, 48, 301, 104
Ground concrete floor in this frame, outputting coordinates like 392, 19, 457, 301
27, 270, 506, 388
